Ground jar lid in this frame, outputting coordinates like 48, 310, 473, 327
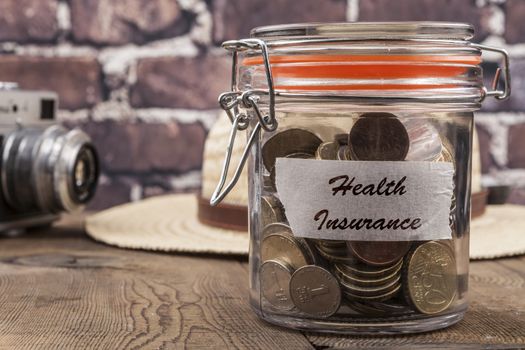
234, 22, 484, 100
251, 22, 474, 41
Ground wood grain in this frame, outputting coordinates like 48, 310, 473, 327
0, 219, 313, 350
307, 257, 525, 349
0, 216, 524, 350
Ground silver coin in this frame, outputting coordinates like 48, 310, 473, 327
262, 223, 319, 265
289, 265, 341, 318
261, 233, 311, 269
261, 195, 285, 228
262, 128, 322, 171
316, 141, 339, 160
260, 260, 295, 311
337, 145, 351, 161
334, 260, 403, 287
343, 283, 401, 302
335, 259, 403, 279
262, 222, 292, 236
338, 274, 401, 297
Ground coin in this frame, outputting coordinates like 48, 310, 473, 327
348, 112, 409, 161
260, 260, 295, 310
348, 241, 412, 266
405, 241, 457, 314
347, 300, 414, 317
262, 223, 320, 265
262, 128, 322, 171
335, 259, 403, 279
339, 274, 401, 297
261, 233, 311, 269
289, 265, 341, 318
261, 195, 285, 228
315, 239, 347, 248
263, 222, 293, 236
316, 142, 339, 160
334, 262, 402, 287
337, 145, 351, 161
343, 284, 401, 302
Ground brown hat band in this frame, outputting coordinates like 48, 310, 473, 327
472, 190, 488, 219
197, 195, 248, 232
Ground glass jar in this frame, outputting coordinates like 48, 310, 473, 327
211, 22, 510, 334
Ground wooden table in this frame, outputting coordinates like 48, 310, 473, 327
0, 216, 523, 350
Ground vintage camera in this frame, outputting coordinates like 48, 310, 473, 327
0, 83, 99, 232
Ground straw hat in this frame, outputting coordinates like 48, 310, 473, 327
86, 113, 525, 260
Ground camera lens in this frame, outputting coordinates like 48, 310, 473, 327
72, 145, 98, 203
1, 126, 99, 213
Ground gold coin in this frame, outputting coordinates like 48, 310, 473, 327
405, 241, 457, 314
316, 141, 338, 160
261, 233, 311, 269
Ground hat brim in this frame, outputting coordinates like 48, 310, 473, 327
470, 204, 525, 260
86, 194, 249, 255
86, 194, 525, 260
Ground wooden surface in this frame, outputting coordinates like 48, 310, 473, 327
0, 216, 522, 350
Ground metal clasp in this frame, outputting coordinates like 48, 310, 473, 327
473, 43, 511, 101
210, 39, 276, 206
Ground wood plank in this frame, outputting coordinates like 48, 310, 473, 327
307, 256, 525, 349
0, 220, 314, 350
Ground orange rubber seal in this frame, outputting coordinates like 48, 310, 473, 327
242, 54, 481, 91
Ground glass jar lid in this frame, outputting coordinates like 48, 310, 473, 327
251, 22, 474, 41
239, 22, 483, 102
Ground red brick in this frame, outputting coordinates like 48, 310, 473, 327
70, 120, 206, 173
130, 55, 230, 109
212, 0, 347, 43
358, 0, 489, 40
0, 56, 103, 110
70, 0, 191, 45
508, 123, 525, 168
0, 0, 58, 42
505, 0, 525, 44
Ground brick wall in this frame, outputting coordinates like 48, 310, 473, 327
0, 0, 523, 209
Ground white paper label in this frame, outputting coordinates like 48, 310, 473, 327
275, 159, 454, 241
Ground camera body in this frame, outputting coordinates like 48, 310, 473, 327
0, 84, 99, 232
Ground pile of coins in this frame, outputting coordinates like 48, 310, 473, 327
258, 112, 458, 319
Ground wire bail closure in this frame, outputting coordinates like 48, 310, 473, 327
210, 39, 277, 206
472, 43, 511, 101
